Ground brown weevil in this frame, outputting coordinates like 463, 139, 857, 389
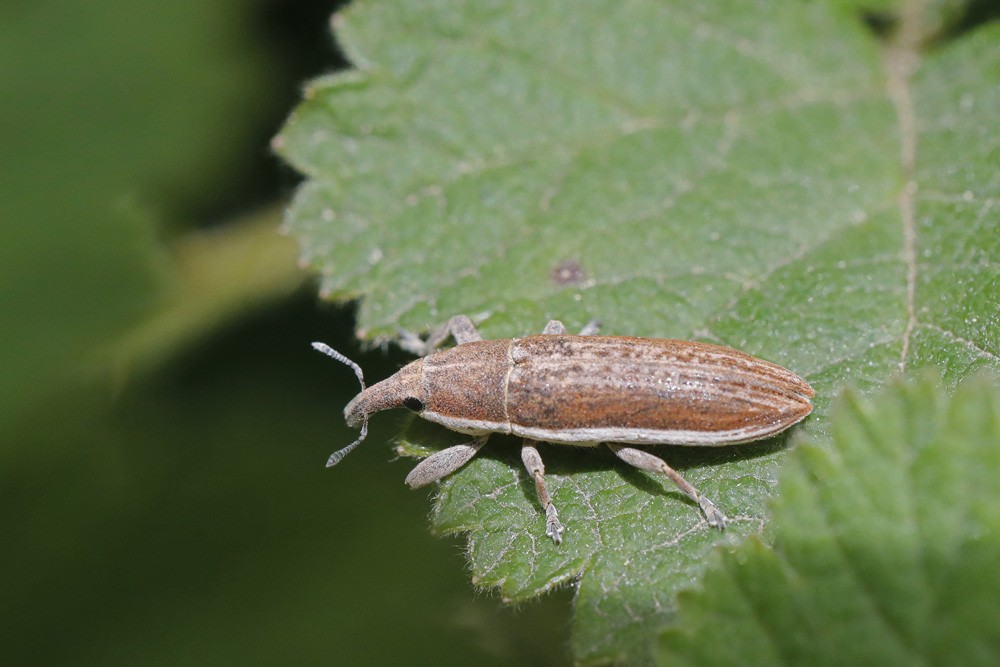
313, 315, 814, 543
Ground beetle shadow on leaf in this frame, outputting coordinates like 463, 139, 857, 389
662, 433, 792, 468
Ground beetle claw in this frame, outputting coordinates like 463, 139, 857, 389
545, 505, 565, 544
699, 497, 728, 529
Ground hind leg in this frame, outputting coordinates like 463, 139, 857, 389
608, 444, 727, 528
521, 441, 565, 544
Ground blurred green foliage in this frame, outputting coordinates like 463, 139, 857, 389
0, 1, 570, 665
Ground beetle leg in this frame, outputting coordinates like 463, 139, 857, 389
542, 320, 567, 334
607, 445, 728, 529
521, 441, 566, 544
404, 436, 488, 488
446, 314, 482, 344
397, 330, 429, 356
399, 314, 482, 356
578, 319, 601, 336
542, 319, 600, 335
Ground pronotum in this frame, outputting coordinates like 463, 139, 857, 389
313, 315, 814, 544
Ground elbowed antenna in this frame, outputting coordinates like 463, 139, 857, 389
311, 342, 369, 467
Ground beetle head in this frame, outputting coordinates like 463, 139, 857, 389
343, 360, 424, 426
312, 342, 425, 468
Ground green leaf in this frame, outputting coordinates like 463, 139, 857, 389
658, 374, 1000, 666
276, 1, 999, 662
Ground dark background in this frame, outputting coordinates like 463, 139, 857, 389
0, 1, 571, 664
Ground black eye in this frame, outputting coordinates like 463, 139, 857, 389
403, 397, 424, 412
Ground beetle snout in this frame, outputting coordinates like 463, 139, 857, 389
343, 387, 395, 427
341, 359, 425, 428
343, 394, 367, 428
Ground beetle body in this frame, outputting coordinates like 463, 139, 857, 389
316, 316, 814, 544
346, 335, 813, 446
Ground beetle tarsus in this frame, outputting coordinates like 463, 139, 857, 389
698, 497, 728, 529
545, 504, 565, 544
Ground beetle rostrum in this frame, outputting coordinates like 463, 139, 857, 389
313, 315, 814, 544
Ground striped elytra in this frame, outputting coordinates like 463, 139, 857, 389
357, 335, 813, 445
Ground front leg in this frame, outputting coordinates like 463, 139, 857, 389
404, 436, 489, 488
399, 314, 482, 356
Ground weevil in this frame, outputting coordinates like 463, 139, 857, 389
313, 315, 814, 544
